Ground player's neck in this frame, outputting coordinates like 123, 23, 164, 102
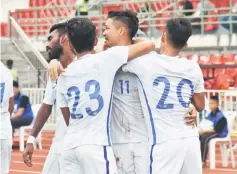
161, 46, 180, 57
76, 50, 94, 60
60, 53, 75, 68
116, 38, 132, 46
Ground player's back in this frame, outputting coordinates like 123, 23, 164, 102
124, 52, 204, 144
57, 46, 128, 150
111, 72, 148, 144
0, 62, 14, 139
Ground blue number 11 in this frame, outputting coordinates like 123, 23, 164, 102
119, 80, 129, 94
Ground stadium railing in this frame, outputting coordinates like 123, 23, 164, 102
22, 88, 237, 131
8, 0, 237, 39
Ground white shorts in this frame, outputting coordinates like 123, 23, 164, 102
0, 139, 12, 174
42, 143, 63, 174
150, 137, 202, 174
62, 145, 117, 174
113, 142, 149, 174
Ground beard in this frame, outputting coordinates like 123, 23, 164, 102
47, 44, 63, 62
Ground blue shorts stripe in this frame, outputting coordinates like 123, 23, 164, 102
150, 145, 155, 174
103, 146, 109, 174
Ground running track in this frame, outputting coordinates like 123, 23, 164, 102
10, 131, 237, 174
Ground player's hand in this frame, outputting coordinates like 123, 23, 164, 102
185, 107, 197, 127
22, 143, 34, 167
47, 59, 64, 82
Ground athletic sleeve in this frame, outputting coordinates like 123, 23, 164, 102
19, 96, 29, 108
194, 64, 205, 93
57, 90, 68, 108
43, 80, 56, 105
8, 75, 14, 98
102, 46, 128, 71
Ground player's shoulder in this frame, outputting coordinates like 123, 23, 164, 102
0, 62, 12, 81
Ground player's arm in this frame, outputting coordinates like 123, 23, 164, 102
61, 107, 70, 126
58, 89, 70, 126
23, 80, 55, 167
8, 97, 14, 114
8, 77, 14, 115
191, 64, 205, 112
127, 39, 155, 61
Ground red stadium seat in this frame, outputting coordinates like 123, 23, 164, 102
90, 17, 103, 35
188, 54, 199, 62
214, 68, 225, 77
209, 54, 222, 65
222, 54, 235, 64
0, 22, 8, 37
155, 12, 173, 31
139, 20, 149, 32
198, 55, 210, 65
102, 4, 124, 15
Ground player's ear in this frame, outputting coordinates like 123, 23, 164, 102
59, 35, 67, 45
94, 37, 98, 47
161, 32, 165, 43
119, 27, 125, 36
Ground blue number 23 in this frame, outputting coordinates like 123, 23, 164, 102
67, 80, 104, 119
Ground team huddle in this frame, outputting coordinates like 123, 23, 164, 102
0, 10, 205, 174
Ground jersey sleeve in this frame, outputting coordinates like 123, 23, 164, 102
43, 80, 56, 105
8, 75, 14, 98
57, 90, 68, 108
194, 64, 205, 93
102, 46, 128, 71
122, 57, 143, 76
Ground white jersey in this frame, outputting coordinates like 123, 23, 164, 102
57, 46, 128, 150
111, 72, 148, 144
43, 79, 67, 154
0, 62, 14, 139
123, 52, 205, 145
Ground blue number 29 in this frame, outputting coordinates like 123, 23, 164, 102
0, 83, 5, 104
153, 77, 194, 109
67, 80, 104, 119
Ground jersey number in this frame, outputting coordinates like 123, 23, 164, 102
0, 83, 5, 104
67, 80, 104, 119
119, 80, 129, 94
153, 77, 194, 109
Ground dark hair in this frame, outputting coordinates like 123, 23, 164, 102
108, 10, 139, 39
7, 59, 13, 66
13, 80, 19, 88
210, 95, 219, 102
65, 17, 96, 53
166, 18, 192, 49
49, 22, 67, 36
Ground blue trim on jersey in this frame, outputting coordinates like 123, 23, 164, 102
149, 145, 155, 174
103, 146, 110, 174
137, 78, 157, 145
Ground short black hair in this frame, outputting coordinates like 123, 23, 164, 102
108, 10, 139, 39
49, 22, 67, 36
6, 59, 13, 66
13, 80, 19, 88
210, 95, 219, 102
166, 18, 192, 49
65, 17, 96, 53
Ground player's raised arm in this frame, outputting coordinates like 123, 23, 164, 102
127, 39, 155, 61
